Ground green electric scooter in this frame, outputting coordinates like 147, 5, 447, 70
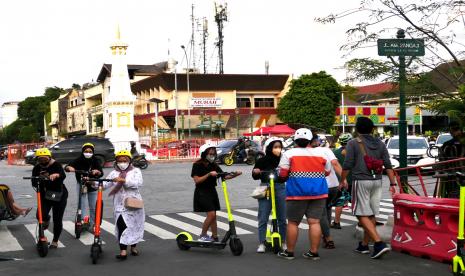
176, 172, 244, 256
260, 170, 283, 254
453, 172, 465, 275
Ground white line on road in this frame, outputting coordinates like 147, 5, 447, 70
151, 215, 202, 236
24, 224, 64, 247
0, 225, 23, 252
62, 221, 105, 245
144, 222, 177, 240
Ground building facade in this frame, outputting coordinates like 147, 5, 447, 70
0, 102, 19, 128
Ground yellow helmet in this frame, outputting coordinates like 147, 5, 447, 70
115, 150, 132, 159
82, 143, 95, 150
36, 148, 51, 157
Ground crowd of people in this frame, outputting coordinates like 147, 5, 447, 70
3, 116, 401, 261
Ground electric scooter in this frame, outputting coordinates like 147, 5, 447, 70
453, 172, 465, 275
176, 172, 244, 256
23, 175, 49, 257
86, 178, 113, 264
261, 170, 282, 254
74, 170, 92, 239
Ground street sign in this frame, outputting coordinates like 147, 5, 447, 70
377, 39, 425, 56
157, 129, 169, 133
197, 124, 210, 129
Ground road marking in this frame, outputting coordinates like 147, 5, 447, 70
379, 202, 394, 208
144, 222, 177, 240
62, 221, 105, 245
151, 215, 203, 235
24, 224, 64, 247
178, 212, 252, 235
0, 225, 23, 252
100, 220, 116, 236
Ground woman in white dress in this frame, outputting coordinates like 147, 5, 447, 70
101, 149, 145, 260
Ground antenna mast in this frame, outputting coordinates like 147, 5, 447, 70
190, 3, 196, 71
201, 18, 208, 74
214, 2, 227, 74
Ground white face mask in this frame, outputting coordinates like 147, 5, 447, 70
83, 153, 93, 159
117, 162, 129, 171
206, 156, 216, 163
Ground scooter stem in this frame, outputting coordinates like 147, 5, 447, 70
222, 180, 233, 222
270, 176, 277, 220
37, 191, 43, 224
459, 185, 465, 240
94, 184, 103, 236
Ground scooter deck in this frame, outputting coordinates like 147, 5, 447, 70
182, 240, 227, 249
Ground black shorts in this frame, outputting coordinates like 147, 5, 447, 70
194, 188, 220, 212
286, 199, 326, 222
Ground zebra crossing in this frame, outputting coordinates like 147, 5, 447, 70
0, 199, 394, 254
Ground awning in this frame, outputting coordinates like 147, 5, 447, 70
135, 116, 170, 129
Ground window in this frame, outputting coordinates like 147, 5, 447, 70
146, 104, 151, 113
236, 98, 251, 108
254, 98, 274, 108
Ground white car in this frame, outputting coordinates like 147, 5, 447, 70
435, 133, 452, 147
387, 136, 435, 169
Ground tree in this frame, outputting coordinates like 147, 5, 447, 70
277, 72, 341, 131
1, 120, 27, 143
18, 126, 38, 143
316, 0, 465, 99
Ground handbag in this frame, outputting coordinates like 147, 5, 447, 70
45, 189, 63, 202
124, 197, 144, 209
251, 186, 268, 199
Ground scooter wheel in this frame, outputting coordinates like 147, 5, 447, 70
139, 160, 148, 169
75, 224, 82, 239
176, 234, 191, 251
229, 238, 243, 256
272, 237, 281, 254
91, 244, 100, 264
264, 241, 272, 251
37, 240, 48, 257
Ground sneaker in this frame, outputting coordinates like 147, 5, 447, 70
257, 244, 266, 253
371, 242, 390, 259
302, 251, 320, 260
354, 242, 370, 254
198, 235, 214, 242
277, 250, 295, 260
330, 221, 342, 229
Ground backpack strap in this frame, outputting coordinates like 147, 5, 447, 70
356, 137, 368, 156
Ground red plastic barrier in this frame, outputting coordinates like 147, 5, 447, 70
391, 193, 459, 263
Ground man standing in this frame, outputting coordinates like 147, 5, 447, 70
339, 117, 396, 259
278, 128, 331, 260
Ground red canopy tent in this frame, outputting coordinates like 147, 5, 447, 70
243, 125, 295, 136
243, 126, 272, 136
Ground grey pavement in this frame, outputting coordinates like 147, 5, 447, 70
0, 160, 449, 275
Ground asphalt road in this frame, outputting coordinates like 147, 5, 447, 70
0, 160, 450, 276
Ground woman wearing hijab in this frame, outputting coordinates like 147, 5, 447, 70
252, 137, 287, 253
65, 143, 103, 230
100, 150, 144, 260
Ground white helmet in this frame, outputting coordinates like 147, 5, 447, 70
294, 128, 312, 141
199, 143, 216, 156
264, 137, 284, 150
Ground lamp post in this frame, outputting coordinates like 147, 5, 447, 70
181, 110, 185, 140
200, 109, 204, 138
181, 45, 191, 138
235, 108, 240, 138
341, 91, 345, 133
218, 110, 222, 139
149, 98, 164, 151
249, 109, 254, 140
174, 60, 179, 140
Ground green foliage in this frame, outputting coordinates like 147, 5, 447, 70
428, 85, 465, 125
18, 126, 38, 143
1, 120, 27, 143
277, 72, 341, 131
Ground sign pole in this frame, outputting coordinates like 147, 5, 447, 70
397, 29, 408, 171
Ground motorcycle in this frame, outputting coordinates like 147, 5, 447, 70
132, 154, 149, 169
223, 147, 264, 166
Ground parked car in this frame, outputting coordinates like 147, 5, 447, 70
25, 137, 115, 166
0, 146, 7, 160
387, 136, 435, 169
215, 139, 263, 164
435, 133, 453, 147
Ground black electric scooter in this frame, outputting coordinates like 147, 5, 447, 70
23, 175, 49, 257
176, 172, 244, 256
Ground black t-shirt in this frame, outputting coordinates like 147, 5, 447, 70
252, 154, 280, 183
32, 160, 66, 193
191, 161, 223, 190
66, 155, 103, 192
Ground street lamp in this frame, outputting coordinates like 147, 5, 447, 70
200, 109, 204, 138
341, 90, 346, 133
181, 110, 185, 140
218, 110, 222, 139
235, 108, 240, 138
181, 45, 191, 138
249, 109, 254, 140
173, 60, 179, 141
149, 97, 164, 151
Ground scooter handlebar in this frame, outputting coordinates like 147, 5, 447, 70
23, 176, 49, 180
87, 178, 113, 182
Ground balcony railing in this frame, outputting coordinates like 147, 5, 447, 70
88, 105, 103, 114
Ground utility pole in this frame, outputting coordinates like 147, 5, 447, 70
202, 17, 208, 74
191, 3, 196, 71
214, 2, 227, 74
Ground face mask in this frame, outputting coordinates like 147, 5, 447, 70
206, 155, 216, 163
117, 162, 129, 171
272, 148, 282, 156
83, 153, 93, 159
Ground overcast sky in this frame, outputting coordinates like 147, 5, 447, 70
1, 0, 392, 103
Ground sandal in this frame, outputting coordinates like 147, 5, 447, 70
115, 254, 128, 260
49, 243, 58, 249
130, 248, 139, 256
323, 239, 335, 249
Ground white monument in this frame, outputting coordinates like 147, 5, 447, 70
104, 26, 139, 151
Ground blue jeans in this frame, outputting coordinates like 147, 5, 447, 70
76, 183, 97, 227
257, 183, 286, 243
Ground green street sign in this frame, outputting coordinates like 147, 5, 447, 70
157, 129, 170, 133
377, 39, 425, 56
197, 124, 210, 129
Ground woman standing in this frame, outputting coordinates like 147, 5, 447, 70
252, 137, 287, 253
31, 148, 67, 249
100, 150, 144, 260
191, 144, 241, 242
65, 143, 103, 230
